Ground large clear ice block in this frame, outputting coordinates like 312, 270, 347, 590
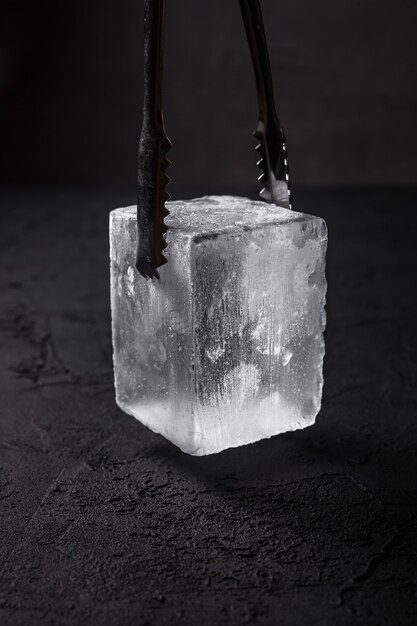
110, 196, 327, 455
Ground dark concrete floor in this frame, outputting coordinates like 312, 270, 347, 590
1, 188, 417, 625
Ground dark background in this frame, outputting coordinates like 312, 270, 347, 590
1, 0, 417, 191
2, 2, 417, 625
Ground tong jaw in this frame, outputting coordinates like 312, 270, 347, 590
136, 125, 172, 280
255, 120, 291, 209
239, 0, 292, 210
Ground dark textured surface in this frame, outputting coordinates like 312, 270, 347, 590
1, 188, 417, 625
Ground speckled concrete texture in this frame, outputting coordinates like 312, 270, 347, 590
1, 189, 416, 625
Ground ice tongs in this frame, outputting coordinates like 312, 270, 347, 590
136, 0, 291, 279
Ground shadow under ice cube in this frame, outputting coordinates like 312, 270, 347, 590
110, 196, 327, 455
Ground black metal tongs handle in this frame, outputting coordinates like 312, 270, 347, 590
239, 0, 291, 209
136, 0, 172, 279
136, 0, 291, 279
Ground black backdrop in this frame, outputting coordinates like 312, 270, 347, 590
1, 0, 417, 191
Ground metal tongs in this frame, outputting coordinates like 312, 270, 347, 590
136, 0, 291, 279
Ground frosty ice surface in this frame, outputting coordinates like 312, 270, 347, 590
110, 196, 327, 455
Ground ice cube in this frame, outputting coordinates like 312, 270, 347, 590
110, 196, 327, 455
